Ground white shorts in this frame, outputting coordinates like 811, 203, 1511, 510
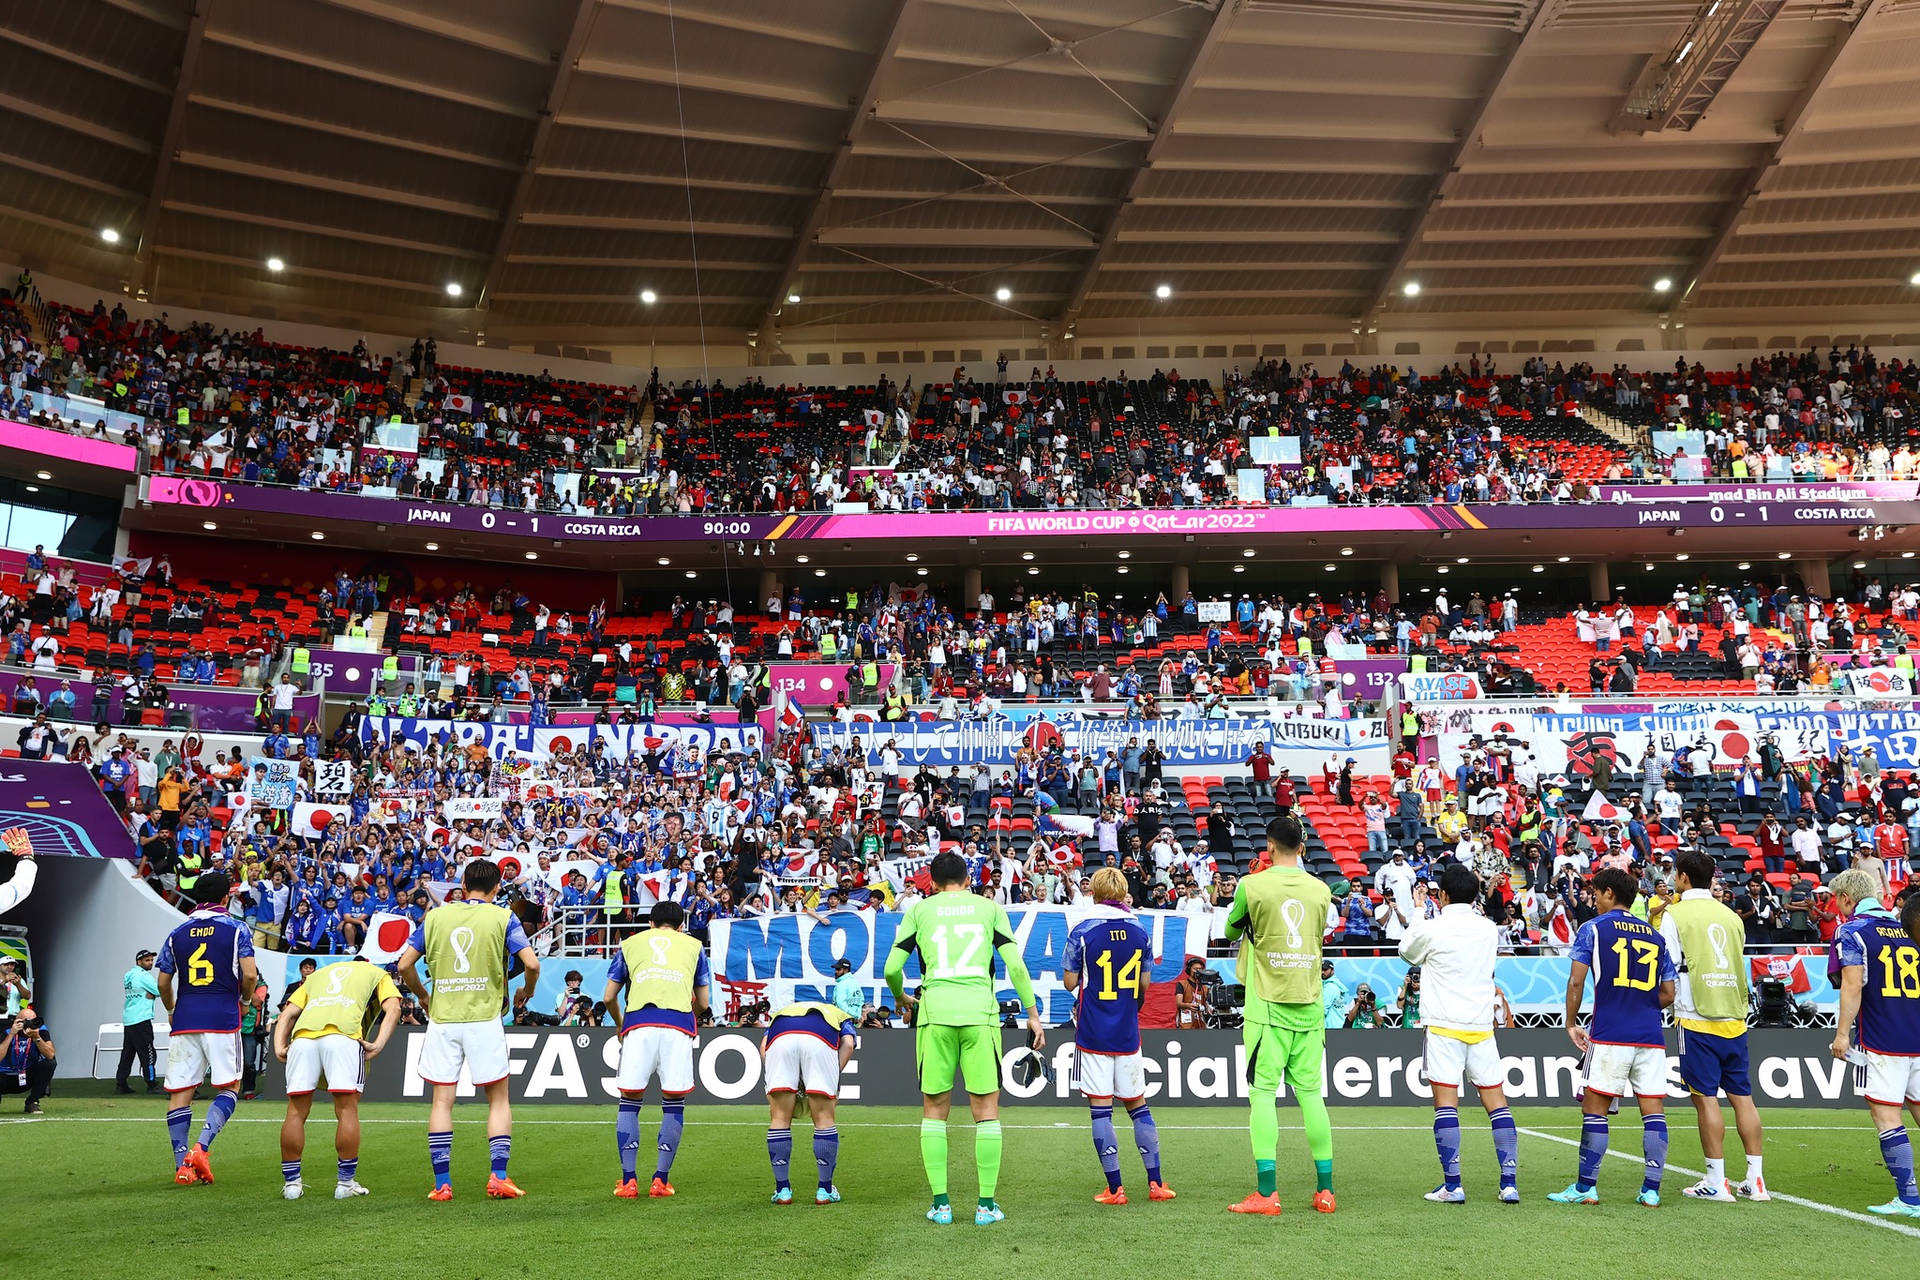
1077, 1048, 1147, 1102
418, 1020, 510, 1087
764, 1032, 840, 1097
1860, 1050, 1920, 1106
616, 1025, 695, 1095
1583, 1042, 1668, 1098
284, 1034, 366, 1095
163, 1030, 243, 1091
1424, 1030, 1504, 1091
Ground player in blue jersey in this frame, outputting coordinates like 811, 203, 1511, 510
154, 872, 260, 1187
1828, 868, 1920, 1217
1549, 868, 1676, 1208
1061, 868, 1173, 1205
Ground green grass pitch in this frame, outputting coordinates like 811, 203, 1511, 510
9, 1086, 1919, 1279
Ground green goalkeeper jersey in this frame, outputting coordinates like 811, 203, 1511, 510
886, 890, 1037, 1026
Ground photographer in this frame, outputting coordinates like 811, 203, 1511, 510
1344, 984, 1383, 1029
0, 1010, 56, 1113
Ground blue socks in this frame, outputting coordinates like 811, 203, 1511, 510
1577, 1114, 1608, 1189
1090, 1105, 1123, 1191
1489, 1107, 1518, 1189
814, 1127, 839, 1188
1130, 1105, 1163, 1185
1640, 1115, 1668, 1193
489, 1135, 511, 1179
281, 1160, 301, 1184
768, 1126, 793, 1191
167, 1106, 192, 1167
338, 1157, 357, 1183
1881, 1126, 1920, 1203
428, 1130, 453, 1188
198, 1090, 236, 1151
618, 1101, 642, 1182
654, 1099, 685, 1182
1433, 1106, 1462, 1190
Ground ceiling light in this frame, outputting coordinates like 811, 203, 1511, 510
1233, 564, 1246, 574
34, 470, 51, 481
1557, 555, 1570, 563
994, 287, 1012, 302
1644, 563, 1656, 571
1652, 277, 1672, 293
796, 554, 810, 563
1674, 553, 1688, 561
1455, 555, 1469, 564
1777, 551, 1792, 559
813, 568, 826, 577
201, 521, 217, 531
640, 289, 657, 304
1736, 561, 1750, 570
905, 553, 918, 562
1323, 563, 1336, 572
1853, 560, 1868, 569
1436, 565, 1449, 574
266, 257, 285, 273
424, 542, 439, 551
1676, 38, 1694, 64
1116, 565, 1129, 574
1242, 548, 1256, 558
1117, 550, 1131, 560
1905, 551, 1916, 559
100, 228, 120, 244
1340, 546, 1354, 556
916, 567, 928, 576
1402, 281, 1421, 297
311, 531, 325, 541
1911, 271, 1920, 287
686, 570, 698, 578
1021, 551, 1034, 561
445, 282, 463, 297
1154, 284, 1172, 299
22, 485, 37, 493
524, 551, 538, 560
657, 556, 671, 566
1027, 566, 1039, 575
786, 292, 801, 304
1531, 564, 1544, 573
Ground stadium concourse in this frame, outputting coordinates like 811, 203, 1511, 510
12, 0, 1920, 1272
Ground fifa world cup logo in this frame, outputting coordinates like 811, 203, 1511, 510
650, 936, 672, 967
450, 926, 474, 974
1280, 898, 1307, 949
1706, 922, 1731, 972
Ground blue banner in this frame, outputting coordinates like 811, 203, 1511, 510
811, 716, 1385, 769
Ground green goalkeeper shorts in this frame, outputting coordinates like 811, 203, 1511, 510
1244, 1019, 1325, 1096
915, 1023, 1001, 1097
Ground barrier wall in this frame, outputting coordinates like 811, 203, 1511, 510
340, 1026, 1862, 1108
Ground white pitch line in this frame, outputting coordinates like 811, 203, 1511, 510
1516, 1126, 1920, 1240
0, 1116, 1441, 1132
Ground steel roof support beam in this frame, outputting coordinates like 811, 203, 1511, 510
134, 0, 210, 281
1360, 0, 1564, 324
477, 0, 601, 310
1058, 0, 1239, 330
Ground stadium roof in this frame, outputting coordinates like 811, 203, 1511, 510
6, 0, 1920, 346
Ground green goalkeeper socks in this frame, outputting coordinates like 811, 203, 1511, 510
920, 1118, 948, 1198
1315, 1159, 1334, 1193
1256, 1160, 1277, 1196
976, 1119, 1003, 1199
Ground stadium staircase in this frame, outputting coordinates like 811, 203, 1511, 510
1579, 402, 1652, 453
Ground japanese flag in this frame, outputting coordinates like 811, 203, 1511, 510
444, 393, 474, 414
1581, 792, 1622, 823
358, 912, 415, 963
862, 408, 886, 427
293, 802, 351, 839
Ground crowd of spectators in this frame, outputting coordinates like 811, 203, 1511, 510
11, 286, 1920, 521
